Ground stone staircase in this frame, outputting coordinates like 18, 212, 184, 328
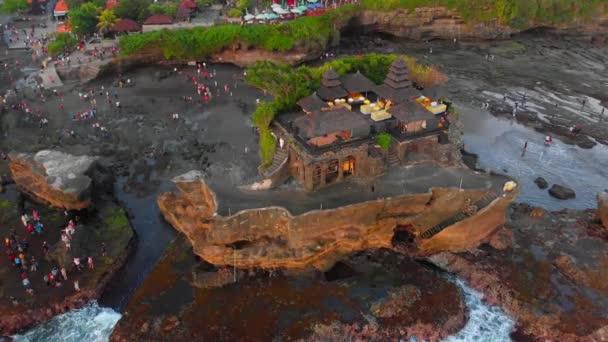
419, 191, 497, 239
260, 148, 288, 179
387, 149, 400, 167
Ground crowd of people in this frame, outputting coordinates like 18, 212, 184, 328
4, 209, 102, 300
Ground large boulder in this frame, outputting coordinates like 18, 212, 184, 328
9, 150, 98, 210
548, 184, 576, 200
598, 191, 608, 229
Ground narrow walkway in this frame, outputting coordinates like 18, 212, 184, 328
260, 147, 288, 179
419, 191, 497, 239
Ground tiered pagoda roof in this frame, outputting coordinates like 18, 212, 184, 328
384, 58, 412, 89
318, 69, 347, 101
375, 58, 418, 104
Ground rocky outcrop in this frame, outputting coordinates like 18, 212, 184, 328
9, 150, 98, 210
111, 243, 467, 342
0, 201, 135, 336
534, 177, 548, 189
428, 203, 608, 341
157, 171, 516, 271
598, 191, 608, 229
356, 8, 512, 40
548, 184, 576, 200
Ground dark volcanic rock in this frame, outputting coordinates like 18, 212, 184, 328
549, 184, 576, 200
534, 177, 549, 189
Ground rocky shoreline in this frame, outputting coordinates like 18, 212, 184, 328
429, 201, 608, 341
0, 151, 136, 337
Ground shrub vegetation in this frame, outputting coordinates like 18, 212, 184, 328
47, 33, 79, 56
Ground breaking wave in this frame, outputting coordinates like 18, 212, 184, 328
12, 301, 121, 342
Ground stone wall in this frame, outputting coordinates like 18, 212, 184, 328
395, 134, 460, 167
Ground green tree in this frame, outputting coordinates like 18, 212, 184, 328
376, 133, 392, 152
47, 33, 78, 56
69, 2, 100, 35
259, 127, 276, 168
237, 0, 251, 10
195, 0, 212, 8
96, 8, 118, 35
252, 101, 276, 129
113, 0, 149, 21
148, 3, 177, 17
0, 0, 28, 13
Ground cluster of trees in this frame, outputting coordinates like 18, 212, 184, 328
245, 54, 448, 168
119, 13, 335, 58
0, 0, 28, 14
47, 32, 78, 55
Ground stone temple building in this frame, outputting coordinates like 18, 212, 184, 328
266, 57, 456, 192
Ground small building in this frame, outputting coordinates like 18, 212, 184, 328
53, 0, 69, 21
110, 18, 141, 34
144, 14, 173, 25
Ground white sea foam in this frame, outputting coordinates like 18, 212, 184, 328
13, 301, 121, 342
443, 279, 514, 342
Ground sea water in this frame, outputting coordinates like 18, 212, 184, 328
443, 279, 514, 342
15, 279, 513, 342
12, 301, 121, 342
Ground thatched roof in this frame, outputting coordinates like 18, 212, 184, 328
297, 93, 327, 113
341, 71, 376, 93
294, 108, 368, 138
317, 86, 347, 101
388, 101, 433, 122
391, 58, 409, 72
375, 84, 419, 104
111, 18, 141, 32
321, 69, 341, 87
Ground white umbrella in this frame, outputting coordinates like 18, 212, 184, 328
274, 7, 289, 14
244, 14, 255, 20
255, 13, 267, 20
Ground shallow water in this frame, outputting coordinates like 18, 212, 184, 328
460, 102, 608, 210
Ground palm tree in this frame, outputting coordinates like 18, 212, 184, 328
96, 8, 119, 36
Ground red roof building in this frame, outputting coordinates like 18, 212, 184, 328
180, 0, 197, 10
110, 18, 141, 32
106, 0, 117, 9
143, 14, 173, 25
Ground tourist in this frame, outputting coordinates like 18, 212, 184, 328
35, 221, 44, 234
61, 267, 68, 281
74, 280, 80, 292
73, 257, 82, 271
87, 256, 94, 270
523, 141, 528, 151
42, 241, 49, 254
21, 213, 28, 226
101, 243, 107, 257
30, 256, 38, 272
545, 136, 553, 146
32, 210, 40, 221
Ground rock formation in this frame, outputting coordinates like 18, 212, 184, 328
9, 150, 98, 210
599, 191, 608, 229
428, 203, 608, 341
548, 184, 576, 200
534, 177, 548, 189
157, 171, 517, 271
